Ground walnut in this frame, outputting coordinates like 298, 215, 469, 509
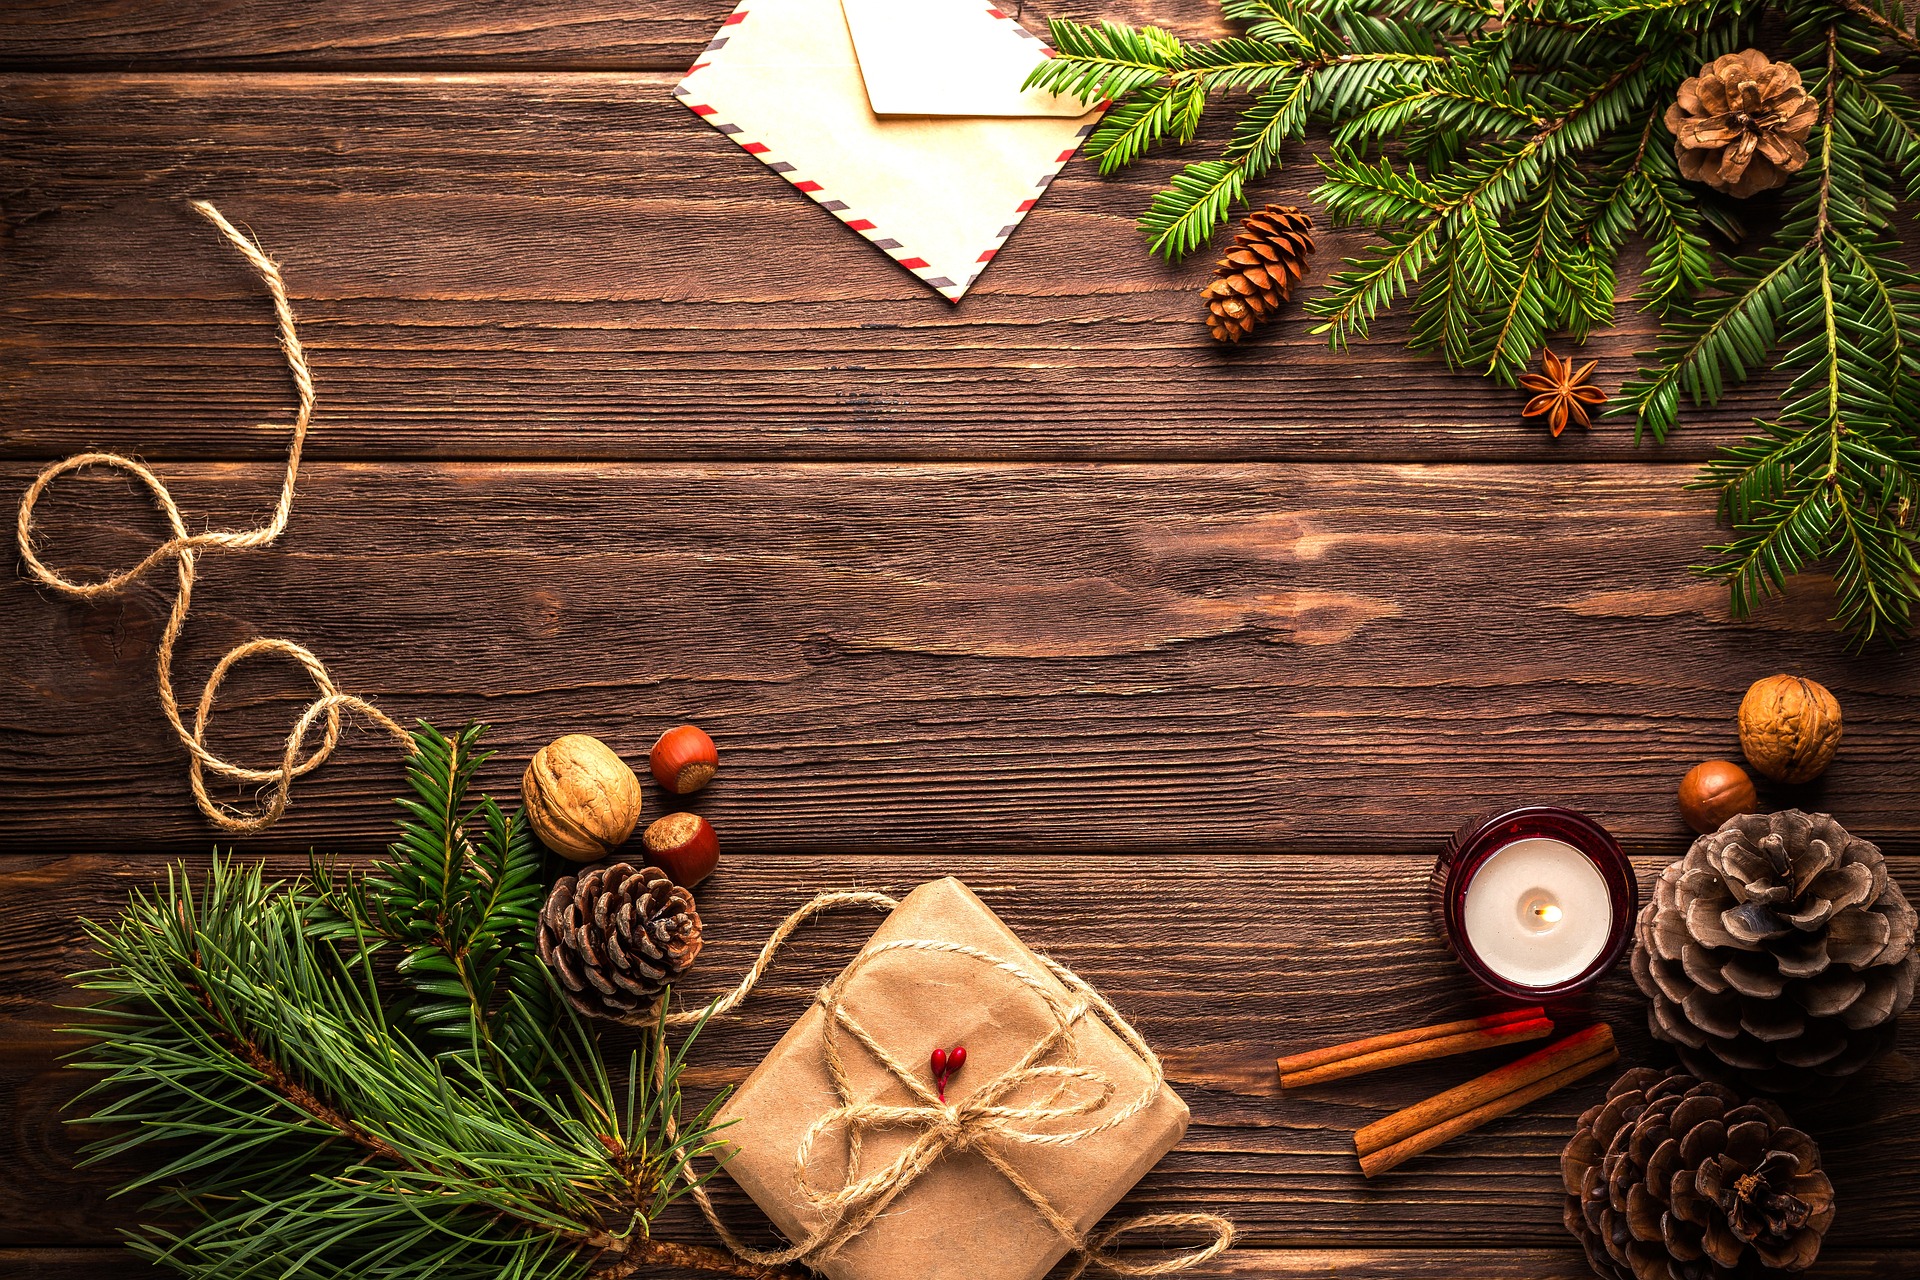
521, 733, 643, 861
1738, 674, 1842, 784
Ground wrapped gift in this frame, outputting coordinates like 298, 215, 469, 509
713, 877, 1208, 1280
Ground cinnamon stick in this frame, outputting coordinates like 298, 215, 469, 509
1352, 1021, 1614, 1156
1278, 1012, 1553, 1088
1357, 1045, 1619, 1178
1276, 1007, 1545, 1078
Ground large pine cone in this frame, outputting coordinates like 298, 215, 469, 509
1563, 1068, 1835, 1280
1201, 205, 1314, 342
1632, 810, 1916, 1094
537, 863, 703, 1022
1665, 50, 1818, 198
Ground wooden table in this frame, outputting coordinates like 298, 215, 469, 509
3, 4, 1917, 1277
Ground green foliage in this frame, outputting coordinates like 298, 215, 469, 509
311, 722, 553, 1081
1032, 0, 1920, 644
66, 725, 745, 1280
1026, 0, 1447, 257
67, 856, 734, 1280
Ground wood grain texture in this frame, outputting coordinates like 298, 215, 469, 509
8, 1249, 1914, 1280
5, 460, 1916, 854
9, 1, 1920, 1272
3, 853, 1916, 1257
0, 72, 1780, 464
0, 0, 1230, 69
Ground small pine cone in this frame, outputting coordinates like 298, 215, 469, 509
1632, 809, 1917, 1094
537, 863, 703, 1022
1562, 1067, 1835, 1279
1202, 205, 1315, 343
1666, 49, 1819, 198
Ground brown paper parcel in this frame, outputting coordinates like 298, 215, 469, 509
714, 877, 1191, 1280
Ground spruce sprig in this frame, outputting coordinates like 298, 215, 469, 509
66, 856, 765, 1280
1030, 0, 1448, 257
310, 721, 553, 1080
1029, 0, 1920, 643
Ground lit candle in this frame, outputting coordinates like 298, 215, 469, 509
1435, 807, 1637, 1000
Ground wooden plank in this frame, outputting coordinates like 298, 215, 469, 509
5, 460, 1915, 854
0, 1, 1220, 70
4, 853, 1917, 1253
0, 72, 1776, 463
7, 1249, 1919, 1280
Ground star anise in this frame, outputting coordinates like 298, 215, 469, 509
1518, 348, 1607, 437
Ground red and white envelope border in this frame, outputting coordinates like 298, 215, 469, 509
673, 3, 1098, 302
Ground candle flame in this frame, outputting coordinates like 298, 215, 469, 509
1533, 902, 1563, 924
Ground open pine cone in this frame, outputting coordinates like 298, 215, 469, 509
1633, 810, 1916, 1094
1563, 1067, 1835, 1279
537, 862, 703, 1022
1665, 49, 1819, 198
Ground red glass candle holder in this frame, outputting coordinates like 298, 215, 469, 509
1432, 804, 1638, 1001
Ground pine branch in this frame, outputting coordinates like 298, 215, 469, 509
1143, 159, 1252, 257
1826, 0, 1920, 55
1031, 3, 1447, 255
1056, 0, 1920, 641
1684, 22, 1920, 641
69, 857, 764, 1280
312, 721, 553, 1079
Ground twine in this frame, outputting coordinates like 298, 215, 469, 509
662, 891, 1235, 1280
14, 201, 414, 833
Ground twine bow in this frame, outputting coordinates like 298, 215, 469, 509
664, 892, 1234, 1279
14, 202, 413, 833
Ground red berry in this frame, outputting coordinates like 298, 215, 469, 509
930, 1048, 947, 1077
948, 1045, 966, 1075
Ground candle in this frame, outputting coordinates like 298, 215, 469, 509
1460, 837, 1613, 989
1435, 806, 1637, 1000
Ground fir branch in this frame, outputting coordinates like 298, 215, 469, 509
69, 856, 769, 1280
1616, 244, 1808, 440
1682, 23, 1920, 641
1144, 159, 1253, 257
1053, 0, 1920, 639
1029, 3, 1447, 255
311, 722, 552, 1080
1826, 0, 1920, 55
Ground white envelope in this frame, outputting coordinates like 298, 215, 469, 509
840, 0, 1091, 117
674, 0, 1102, 300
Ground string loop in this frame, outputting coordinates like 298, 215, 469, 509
14, 201, 413, 833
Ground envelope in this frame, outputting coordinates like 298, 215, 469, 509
674, 0, 1103, 300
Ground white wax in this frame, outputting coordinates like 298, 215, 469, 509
1461, 837, 1612, 989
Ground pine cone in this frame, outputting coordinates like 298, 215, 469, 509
1202, 205, 1315, 343
537, 863, 703, 1022
1563, 1067, 1835, 1280
1665, 50, 1819, 198
1633, 810, 1917, 1094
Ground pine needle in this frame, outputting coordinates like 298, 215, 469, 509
64, 728, 746, 1280
1034, 0, 1920, 643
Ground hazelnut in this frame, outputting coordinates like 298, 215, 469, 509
650, 724, 719, 795
521, 734, 643, 862
1738, 674, 1842, 784
643, 811, 720, 888
1677, 759, 1759, 833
